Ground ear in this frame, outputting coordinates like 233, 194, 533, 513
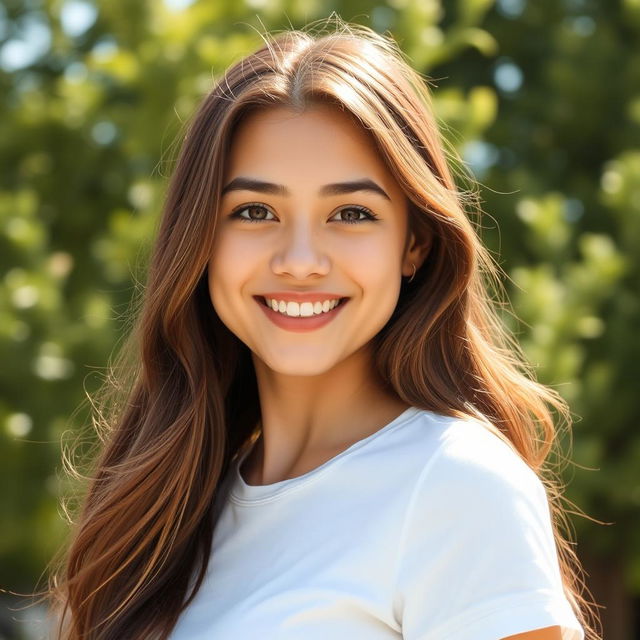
402, 229, 432, 278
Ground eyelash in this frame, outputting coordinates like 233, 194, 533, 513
228, 203, 380, 225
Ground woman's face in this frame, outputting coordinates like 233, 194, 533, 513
208, 103, 421, 376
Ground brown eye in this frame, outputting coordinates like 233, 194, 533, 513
332, 206, 379, 224
230, 204, 274, 223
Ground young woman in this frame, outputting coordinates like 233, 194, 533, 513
48, 20, 600, 640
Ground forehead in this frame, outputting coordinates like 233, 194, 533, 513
224, 103, 398, 190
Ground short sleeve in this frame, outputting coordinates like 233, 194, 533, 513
393, 424, 585, 640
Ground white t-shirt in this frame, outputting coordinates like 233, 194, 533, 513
170, 406, 584, 639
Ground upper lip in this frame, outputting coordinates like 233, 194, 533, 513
256, 292, 349, 303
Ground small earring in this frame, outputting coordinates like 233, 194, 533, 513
408, 262, 416, 283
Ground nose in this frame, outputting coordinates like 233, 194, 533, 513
270, 216, 331, 279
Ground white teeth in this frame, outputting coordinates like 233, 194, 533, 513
299, 302, 314, 317
264, 297, 343, 317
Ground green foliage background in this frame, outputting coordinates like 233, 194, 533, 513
1, 0, 638, 635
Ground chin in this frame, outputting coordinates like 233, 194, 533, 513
252, 351, 343, 377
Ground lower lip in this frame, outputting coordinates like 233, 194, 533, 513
255, 298, 349, 333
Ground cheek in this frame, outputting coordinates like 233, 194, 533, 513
208, 234, 255, 292
345, 240, 403, 318
346, 235, 403, 281
207, 239, 241, 317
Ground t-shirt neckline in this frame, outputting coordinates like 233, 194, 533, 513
229, 406, 422, 505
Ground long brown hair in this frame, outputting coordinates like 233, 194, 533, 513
45, 19, 601, 639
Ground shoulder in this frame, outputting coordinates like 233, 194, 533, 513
399, 408, 546, 505
394, 409, 555, 577
393, 412, 581, 640
368, 407, 550, 535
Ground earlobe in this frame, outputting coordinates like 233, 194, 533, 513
404, 231, 432, 276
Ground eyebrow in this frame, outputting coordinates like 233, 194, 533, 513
220, 176, 391, 201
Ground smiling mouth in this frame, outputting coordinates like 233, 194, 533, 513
258, 296, 349, 314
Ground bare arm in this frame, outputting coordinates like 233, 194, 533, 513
502, 625, 564, 640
